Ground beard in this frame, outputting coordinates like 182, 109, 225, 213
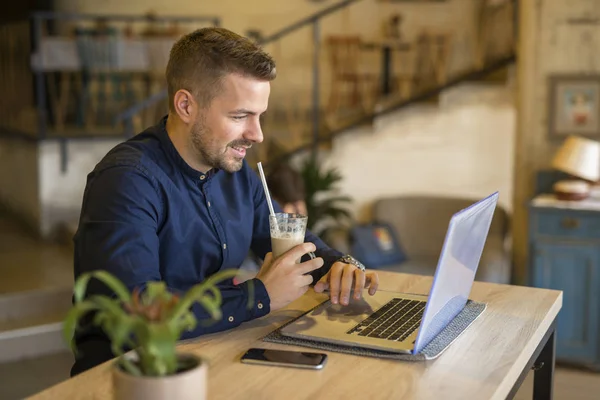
190, 119, 252, 173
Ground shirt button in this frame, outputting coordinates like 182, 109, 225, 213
207, 201, 211, 207
200, 175, 205, 181
257, 303, 263, 310
228, 316, 234, 322
223, 243, 227, 250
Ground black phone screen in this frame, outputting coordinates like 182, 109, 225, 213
241, 348, 327, 367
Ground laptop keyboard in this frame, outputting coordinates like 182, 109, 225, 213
346, 298, 426, 342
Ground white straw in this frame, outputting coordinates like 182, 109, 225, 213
257, 162, 276, 218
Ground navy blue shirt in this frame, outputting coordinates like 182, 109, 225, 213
71, 116, 343, 375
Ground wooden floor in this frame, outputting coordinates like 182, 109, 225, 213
0, 217, 72, 294
0, 351, 74, 400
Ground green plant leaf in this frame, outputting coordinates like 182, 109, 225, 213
168, 269, 239, 323
74, 271, 132, 304
62, 301, 99, 353
86, 295, 137, 357
196, 297, 222, 328
176, 311, 197, 333
89, 295, 128, 318
299, 157, 353, 232
144, 281, 168, 305
91, 271, 132, 302
142, 324, 179, 376
108, 315, 138, 358
205, 285, 222, 307
73, 274, 93, 303
119, 356, 142, 377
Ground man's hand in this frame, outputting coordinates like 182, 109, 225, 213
313, 262, 379, 306
256, 243, 324, 311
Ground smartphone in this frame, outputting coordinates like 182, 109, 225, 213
240, 348, 328, 370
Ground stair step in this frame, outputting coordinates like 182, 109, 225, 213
0, 311, 65, 334
469, 65, 511, 82
0, 288, 72, 363
0, 287, 72, 321
0, 319, 66, 363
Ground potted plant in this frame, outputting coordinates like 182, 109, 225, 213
299, 156, 353, 243
63, 269, 248, 400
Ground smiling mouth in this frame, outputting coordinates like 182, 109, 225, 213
229, 145, 251, 158
231, 145, 250, 152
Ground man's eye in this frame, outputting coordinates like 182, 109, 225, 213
232, 115, 246, 120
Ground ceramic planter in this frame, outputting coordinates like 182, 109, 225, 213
112, 353, 207, 400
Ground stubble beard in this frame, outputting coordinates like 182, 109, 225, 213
190, 119, 247, 173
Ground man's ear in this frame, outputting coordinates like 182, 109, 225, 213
173, 89, 196, 124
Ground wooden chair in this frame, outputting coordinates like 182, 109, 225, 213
410, 31, 453, 94
475, 0, 515, 68
259, 39, 313, 153
326, 35, 378, 117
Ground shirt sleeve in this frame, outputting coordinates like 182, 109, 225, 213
248, 167, 344, 283
71, 165, 270, 376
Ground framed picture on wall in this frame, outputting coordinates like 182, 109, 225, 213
548, 74, 600, 140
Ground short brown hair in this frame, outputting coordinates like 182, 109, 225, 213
166, 27, 277, 110
267, 164, 306, 205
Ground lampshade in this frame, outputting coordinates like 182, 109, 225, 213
551, 136, 600, 182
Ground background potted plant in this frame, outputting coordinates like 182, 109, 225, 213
63, 269, 248, 400
299, 156, 353, 244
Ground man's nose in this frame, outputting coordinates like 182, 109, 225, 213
244, 118, 264, 143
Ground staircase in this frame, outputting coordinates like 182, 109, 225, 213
117, 0, 517, 171
0, 288, 72, 363
0, 214, 73, 362
0, 214, 74, 398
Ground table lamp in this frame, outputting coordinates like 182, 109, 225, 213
551, 135, 600, 201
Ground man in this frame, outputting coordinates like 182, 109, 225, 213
71, 27, 379, 376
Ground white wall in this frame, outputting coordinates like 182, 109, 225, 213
320, 82, 515, 222
38, 139, 122, 237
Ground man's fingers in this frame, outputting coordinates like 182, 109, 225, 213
262, 252, 273, 268
313, 273, 330, 293
255, 252, 274, 281
353, 269, 366, 299
299, 285, 310, 297
328, 263, 343, 305
297, 256, 324, 275
280, 242, 317, 265
300, 273, 314, 287
339, 265, 355, 305
366, 272, 379, 295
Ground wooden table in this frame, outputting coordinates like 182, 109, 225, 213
29, 271, 562, 400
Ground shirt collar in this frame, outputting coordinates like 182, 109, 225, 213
155, 115, 220, 181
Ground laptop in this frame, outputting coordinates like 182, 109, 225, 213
280, 192, 499, 355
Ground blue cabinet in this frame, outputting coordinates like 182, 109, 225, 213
529, 195, 600, 370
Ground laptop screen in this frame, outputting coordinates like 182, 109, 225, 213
413, 192, 499, 354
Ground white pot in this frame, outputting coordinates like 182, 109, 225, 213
112, 353, 207, 400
